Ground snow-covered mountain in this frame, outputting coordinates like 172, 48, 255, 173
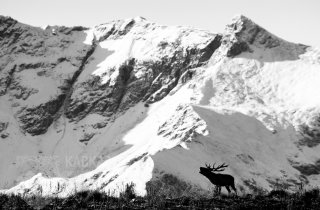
1, 14, 320, 197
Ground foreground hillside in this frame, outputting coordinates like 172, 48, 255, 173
1, 188, 320, 209
1, 14, 320, 197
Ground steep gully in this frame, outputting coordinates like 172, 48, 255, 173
51, 37, 98, 153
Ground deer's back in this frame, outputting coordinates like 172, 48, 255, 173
209, 173, 235, 186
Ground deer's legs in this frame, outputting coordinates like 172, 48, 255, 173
231, 184, 237, 195
225, 186, 231, 194
214, 186, 220, 195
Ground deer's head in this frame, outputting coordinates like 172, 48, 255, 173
199, 163, 228, 176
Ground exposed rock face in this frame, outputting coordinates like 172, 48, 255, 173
0, 16, 94, 135
157, 105, 208, 142
65, 18, 221, 122
17, 94, 66, 135
221, 15, 308, 58
0, 121, 9, 139
298, 115, 320, 147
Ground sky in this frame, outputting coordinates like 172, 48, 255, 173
1, 0, 320, 47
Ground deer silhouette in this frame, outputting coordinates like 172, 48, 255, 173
199, 163, 237, 195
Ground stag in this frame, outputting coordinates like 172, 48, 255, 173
199, 163, 237, 195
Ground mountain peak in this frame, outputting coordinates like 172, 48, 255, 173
225, 14, 267, 43
229, 14, 260, 34
231, 14, 252, 24
222, 14, 300, 57
214, 14, 308, 59
132, 16, 147, 22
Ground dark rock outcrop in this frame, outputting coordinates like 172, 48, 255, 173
0, 16, 94, 135
227, 41, 250, 57
17, 94, 66, 135
290, 159, 320, 176
298, 115, 320, 147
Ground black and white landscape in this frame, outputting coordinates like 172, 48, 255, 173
0, 14, 320, 200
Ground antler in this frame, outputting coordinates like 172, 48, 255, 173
205, 163, 228, 172
213, 163, 228, 172
205, 163, 214, 171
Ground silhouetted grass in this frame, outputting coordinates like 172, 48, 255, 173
1, 188, 320, 209
0, 194, 33, 210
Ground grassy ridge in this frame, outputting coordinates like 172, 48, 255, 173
1, 188, 320, 210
